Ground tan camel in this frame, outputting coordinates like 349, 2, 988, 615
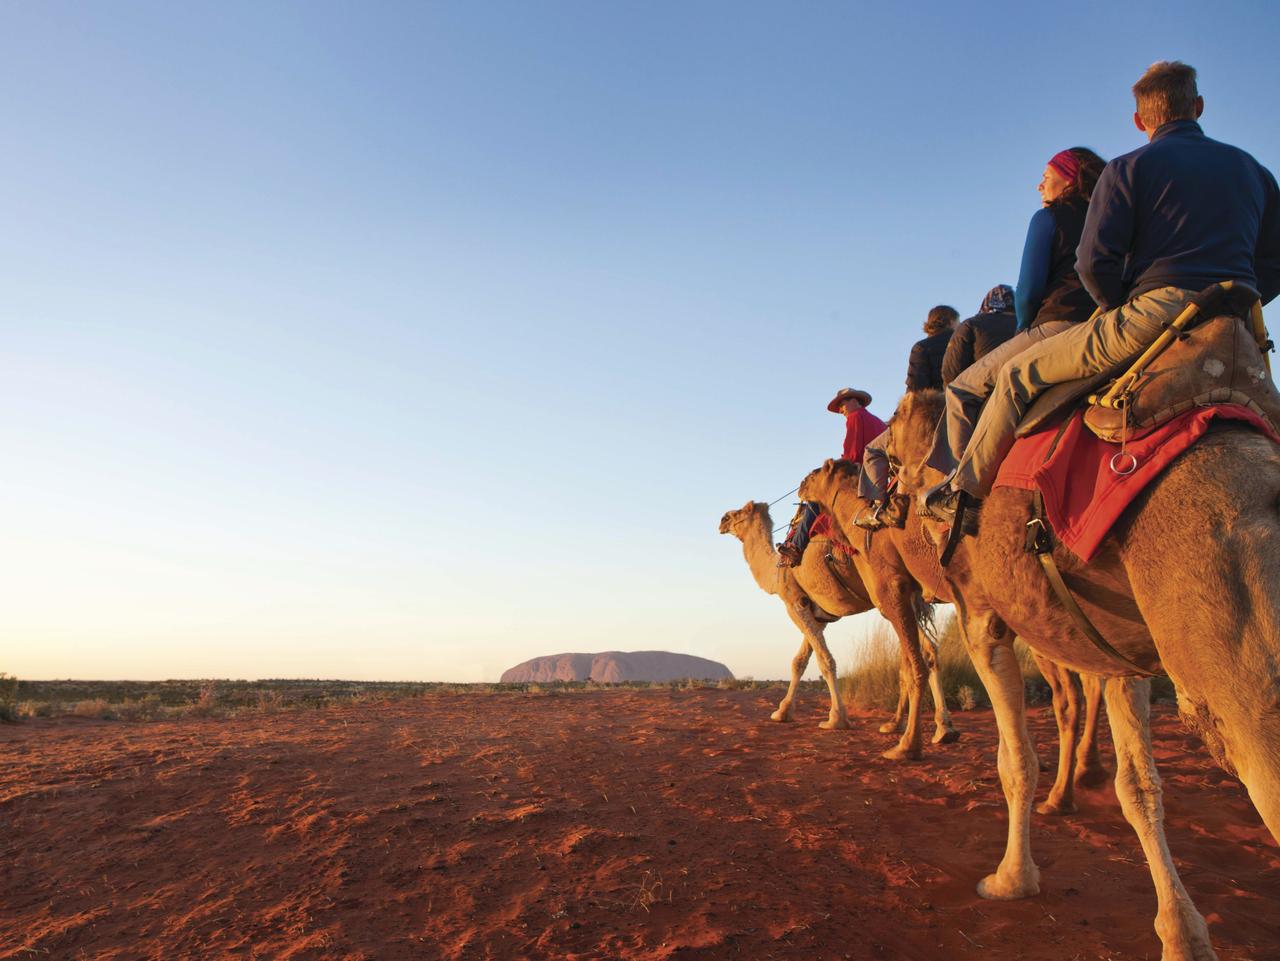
719, 501, 867, 729
797, 466, 1104, 796
721, 499, 962, 757
879, 387, 1280, 961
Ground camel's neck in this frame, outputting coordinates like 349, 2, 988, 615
739, 514, 782, 595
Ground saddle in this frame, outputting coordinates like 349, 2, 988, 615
1019, 281, 1277, 443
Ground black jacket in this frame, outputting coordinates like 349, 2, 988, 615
906, 330, 954, 391
941, 310, 1018, 384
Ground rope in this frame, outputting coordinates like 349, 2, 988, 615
767, 486, 799, 508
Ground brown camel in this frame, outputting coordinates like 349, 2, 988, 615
880, 387, 1280, 961
797, 466, 1105, 800
719, 501, 957, 747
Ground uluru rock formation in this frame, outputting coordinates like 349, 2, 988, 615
500, 650, 733, 684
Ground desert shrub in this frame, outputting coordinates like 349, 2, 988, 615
72, 698, 113, 719
0, 674, 18, 722
841, 610, 1053, 712
840, 624, 902, 712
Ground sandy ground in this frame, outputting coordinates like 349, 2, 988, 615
1, 689, 1277, 961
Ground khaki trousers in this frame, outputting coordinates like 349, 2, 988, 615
953, 286, 1195, 497
860, 427, 893, 501
926, 320, 1076, 475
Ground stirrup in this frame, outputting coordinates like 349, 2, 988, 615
852, 502, 886, 531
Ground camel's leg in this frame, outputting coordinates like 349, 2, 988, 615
955, 601, 1040, 899
1035, 655, 1081, 816
923, 633, 960, 744
878, 584, 930, 760
1104, 678, 1216, 961
880, 670, 911, 737
1074, 674, 1109, 787
771, 629, 812, 723
783, 604, 849, 731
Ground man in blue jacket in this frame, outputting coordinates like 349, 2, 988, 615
927, 61, 1280, 521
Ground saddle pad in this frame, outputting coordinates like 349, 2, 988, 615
808, 512, 855, 555
995, 403, 1280, 562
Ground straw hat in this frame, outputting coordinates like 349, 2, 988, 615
827, 387, 872, 413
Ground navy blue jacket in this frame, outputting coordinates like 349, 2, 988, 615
1076, 120, 1280, 308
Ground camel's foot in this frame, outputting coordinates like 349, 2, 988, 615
878, 720, 904, 735
976, 865, 1040, 901
819, 715, 851, 731
1074, 762, 1110, 788
769, 707, 794, 723
881, 742, 923, 762
931, 725, 961, 745
1155, 907, 1218, 961
1035, 797, 1077, 817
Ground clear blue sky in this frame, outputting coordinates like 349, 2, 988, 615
3, 1, 1277, 681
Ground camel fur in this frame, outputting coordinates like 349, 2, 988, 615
884, 387, 1280, 961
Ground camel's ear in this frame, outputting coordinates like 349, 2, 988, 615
822, 457, 835, 470
741, 499, 754, 512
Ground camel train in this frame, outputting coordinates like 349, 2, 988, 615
721, 284, 1280, 961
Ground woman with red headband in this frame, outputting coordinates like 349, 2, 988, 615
1014, 147, 1107, 331
925, 147, 1106, 477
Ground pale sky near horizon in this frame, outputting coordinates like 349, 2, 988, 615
4, 1, 1278, 682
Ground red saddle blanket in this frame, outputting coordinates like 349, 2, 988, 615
994, 403, 1280, 562
807, 512, 856, 555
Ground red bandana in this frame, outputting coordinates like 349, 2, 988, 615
1048, 149, 1080, 184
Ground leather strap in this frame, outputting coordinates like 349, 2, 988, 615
1026, 492, 1159, 677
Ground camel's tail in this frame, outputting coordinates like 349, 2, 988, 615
911, 592, 938, 649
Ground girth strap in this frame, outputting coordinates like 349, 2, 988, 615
1025, 491, 1159, 678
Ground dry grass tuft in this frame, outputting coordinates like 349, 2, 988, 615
0, 673, 18, 722
841, 611, 1048, 712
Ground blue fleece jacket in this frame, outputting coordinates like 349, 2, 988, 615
1076, 120, 1280, 308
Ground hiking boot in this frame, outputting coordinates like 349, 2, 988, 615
852, 502, 886, 531
921, 478, 965, 523
776, 542, 803, 567
880, 495, 910, 529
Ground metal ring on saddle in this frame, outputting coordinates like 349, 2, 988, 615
1109, 451, 1138, 476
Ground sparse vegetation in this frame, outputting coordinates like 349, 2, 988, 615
0, 673, 19, 722
840, 613, 1049, 713
7, 675, 783, 722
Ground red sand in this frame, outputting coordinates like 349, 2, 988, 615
1, 690, 1276, 961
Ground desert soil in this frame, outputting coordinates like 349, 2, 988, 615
1, 689, 1277, 961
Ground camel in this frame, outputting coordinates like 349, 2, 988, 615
720, 500, 959, 755
872, 387, 1280, 961
797, 465, 1107, 807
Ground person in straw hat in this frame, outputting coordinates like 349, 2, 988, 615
776, 388, 885, 566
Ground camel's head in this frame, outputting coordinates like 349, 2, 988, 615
798, 458, 859, 509
888, 390, 946, 495
719, 500, 768, 538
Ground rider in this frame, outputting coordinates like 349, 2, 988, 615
777, 388, 885, 566
940, 284, 1019, 384
926, 61, 1280, 524
858, 286, 1016, 530
926, 149, 1106, 477
906, 306, 959, 391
